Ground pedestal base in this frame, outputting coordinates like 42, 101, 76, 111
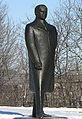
52, 117, 68, 119
14, 116, 68, 119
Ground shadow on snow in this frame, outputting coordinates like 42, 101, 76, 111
0, 110, 24, 116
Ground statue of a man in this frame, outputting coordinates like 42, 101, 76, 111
25, 4, 57, 119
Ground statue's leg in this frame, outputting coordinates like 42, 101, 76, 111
32, 93, 36, 117
32, 91, 44, 118
41, 91, 44, 114
35, 91, 43, 119
41, 92, 52, 117
32, 91, 51, 118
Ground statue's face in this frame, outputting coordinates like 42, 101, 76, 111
36, 6, 47, 20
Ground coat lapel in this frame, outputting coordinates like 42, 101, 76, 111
34, 20, 48, 31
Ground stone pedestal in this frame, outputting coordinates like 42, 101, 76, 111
14, 116, 68, 119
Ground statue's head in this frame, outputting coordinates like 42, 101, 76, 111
35, 4, 47, 20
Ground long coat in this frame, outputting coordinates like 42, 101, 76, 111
25, 19, 57, 93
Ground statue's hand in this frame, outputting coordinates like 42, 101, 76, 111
34, 62, 42, 70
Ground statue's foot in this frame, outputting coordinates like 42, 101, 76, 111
36, 113, 51, 118
36, 114, 43, 119
43, 113, 52, 117
32, 112, 43, 118
36, 116, 43, 119
32, 112, 51, 118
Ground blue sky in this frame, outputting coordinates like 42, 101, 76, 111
4, 0, 61, 23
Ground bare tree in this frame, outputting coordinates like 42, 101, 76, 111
48, 0, 82, 108
52, 0, 82, 75
0, 1, 23, 104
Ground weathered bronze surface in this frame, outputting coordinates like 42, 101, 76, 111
25, 4, 57, 119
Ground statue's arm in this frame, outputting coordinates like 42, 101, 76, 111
25, 25, 42, 70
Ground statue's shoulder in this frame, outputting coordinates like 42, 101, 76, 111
48, 23, 58, 34
25, 21, 35, 29
48, 23, 57, 30
47, 23, 58, 35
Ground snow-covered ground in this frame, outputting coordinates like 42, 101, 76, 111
0, 106, 82, 119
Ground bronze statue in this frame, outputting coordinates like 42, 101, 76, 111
25, 4, 57, 119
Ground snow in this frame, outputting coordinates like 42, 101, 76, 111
0, 106, 82, 119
